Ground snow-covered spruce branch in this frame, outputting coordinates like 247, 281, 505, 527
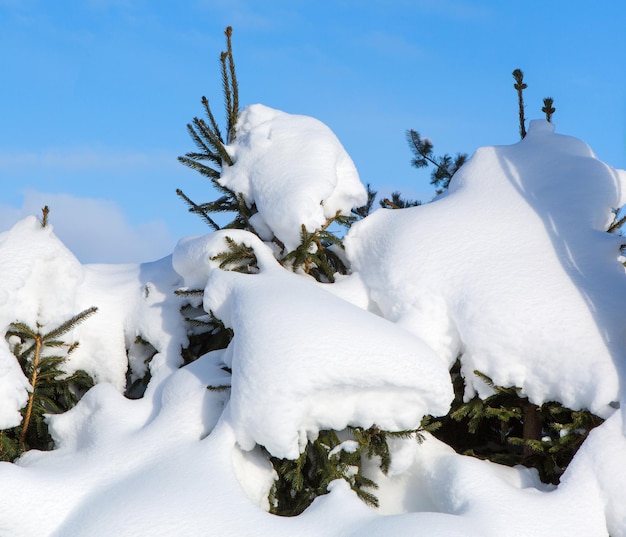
2, 307, 97, 460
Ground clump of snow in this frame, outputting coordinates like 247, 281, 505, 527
345, 120, 626, 417
174, 230, 453, 459
219, 104, 368, 251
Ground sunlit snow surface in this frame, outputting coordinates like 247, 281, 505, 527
0, 118, 626, 536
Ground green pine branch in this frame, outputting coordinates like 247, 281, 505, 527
351, 183, 378, 220
210, 236, 259, 273
177, 26, 246, 232
281, 212, 350, 282
406, 129, 467, 192
427, 361, 604, 484
381, 191, 422, 210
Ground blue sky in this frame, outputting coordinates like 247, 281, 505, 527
1, 0, 625, 262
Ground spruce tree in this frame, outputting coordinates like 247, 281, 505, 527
401, 71, 606, 488
178, 27, 355, 282
177, 30, 471, 515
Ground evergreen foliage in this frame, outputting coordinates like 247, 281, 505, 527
351, 183, 378, 220
269, 430, 379, 516
280, 212, 353, 283
1, 307, 97, 461
512, 68, 528, 139
176, 290, 234, 366
269, 422, 439, 516
542, 97, 556, 122
380, 191, 422, 209
406, 129, 467, 193
211, 236, 259, 274
177, 26, 252, 232
178, 27, 353, 281
429, 361, 603, 484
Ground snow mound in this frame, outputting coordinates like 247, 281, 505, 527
219, 104, 368, 251
0, 216, 82, 428
174, 230, 453, 459
345, 120, 626, 416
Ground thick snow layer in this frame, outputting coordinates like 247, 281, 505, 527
174, 230, 453, 459
346, 120, 626, 417
219, 104, 368, 251
1, 119, 626, 536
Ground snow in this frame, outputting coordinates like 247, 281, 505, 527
219, 104, 368, 251
0, 111, 625, 536
175, 230, 452, 459
345, 120, 626, 418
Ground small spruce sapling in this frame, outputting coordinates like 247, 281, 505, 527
1, 307, 97, 461
512, 68, 528, 139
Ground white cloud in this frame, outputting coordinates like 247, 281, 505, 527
0, 148, 172, 174
0, 190, 177, 264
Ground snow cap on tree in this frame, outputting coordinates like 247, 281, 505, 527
346, 120, 626, 419
219, 104, 368, 251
